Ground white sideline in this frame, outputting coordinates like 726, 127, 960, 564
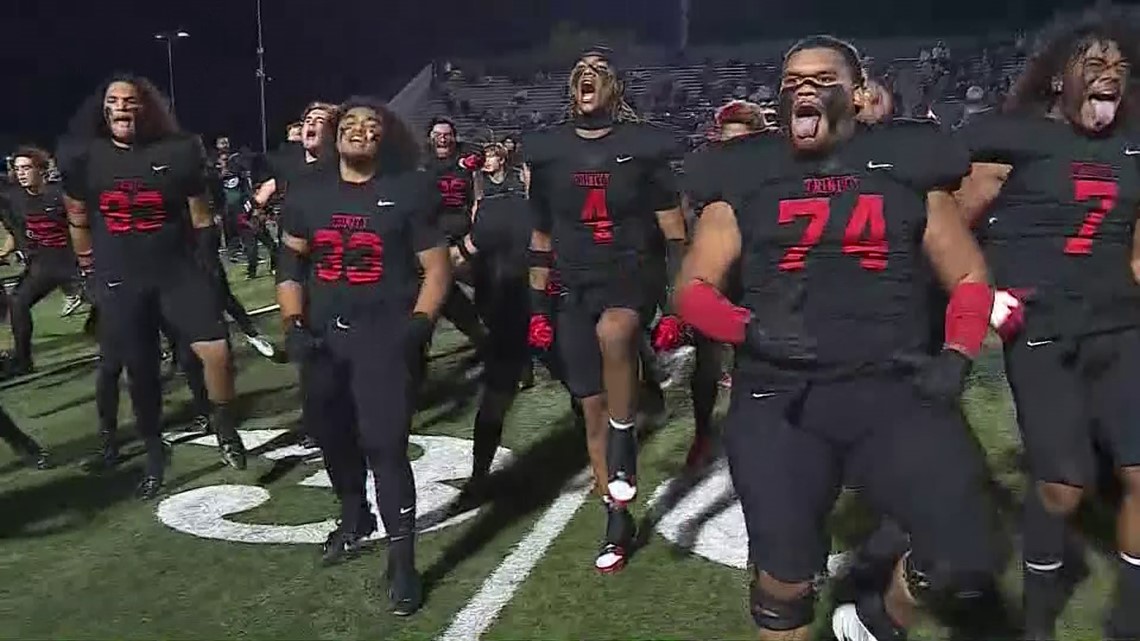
437, 470, 592, 641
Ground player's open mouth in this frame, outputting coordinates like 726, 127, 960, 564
579, 78, 596, 103
791, 104, 822, 139
1088, 89, 1120, 128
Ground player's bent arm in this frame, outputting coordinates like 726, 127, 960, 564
253, 178, 277, 209
414, 246, 452, 321
953, 162, 1010, 227
923, 189, 993, 358
1130, 218, 1140, 285
276, 232, 309, 325
673, 201, 750, 345
528, 230, 552, 292
63, 195, 94, 269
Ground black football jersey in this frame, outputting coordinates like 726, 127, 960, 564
524, 122, 681, 286
686, 123, 969, 373
957, 113, 1140, 336
471, 171, 532, 279
3, 184, 71, 259
426, 155, 476, 242
60, 135, 207, 282
281, 168, 444, 325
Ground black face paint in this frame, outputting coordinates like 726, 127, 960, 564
103, 106, 114, 125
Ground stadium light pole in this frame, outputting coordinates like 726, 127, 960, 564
155, 30, 191, 113
255, 0, 268, 154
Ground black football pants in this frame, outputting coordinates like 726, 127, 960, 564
10, 256, 77, 366
241, 223, 277, 278
210, 263, 258, 337
301, 314, 416, 535
472, 271, 530, 477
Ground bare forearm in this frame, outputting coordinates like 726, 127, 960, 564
414, 267, 451, 320
276, 282, 305, 325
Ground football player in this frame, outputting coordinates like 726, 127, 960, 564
524, 46, 687, 572
276, 97, 449, 615
954, 7, 1140, 638
676, 36, 1001, 640
59, 74, 245, 499
0, 403, 48, 470
1, 146, 77, 377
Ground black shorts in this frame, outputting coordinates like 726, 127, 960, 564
1004, 327, 1140, 487
724, 375, 995, 584
556, 276, 646, 399
301, 314, 411, 452
93, 262, 228, 354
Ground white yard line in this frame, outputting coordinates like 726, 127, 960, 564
437, 470, 593, 641
248, 303, 280, 316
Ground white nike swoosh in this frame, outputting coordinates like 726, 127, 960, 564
334, 319, 350, 330
400, 506, 415, 515
751, 391, 778, 399
1026, 339, 1053, 347
867, 161, 894, 170
151, 164, 169, 172
1125, 149, 1140, 156
615, 156, 633, 163
988, 217, 998, 225
377, 200, 396, 207
107, 281, 122, 288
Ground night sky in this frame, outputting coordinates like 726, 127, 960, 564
2, 0, 1126, 150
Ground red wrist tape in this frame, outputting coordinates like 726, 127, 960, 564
675, 280, 750, 345
944, 281, 993, 359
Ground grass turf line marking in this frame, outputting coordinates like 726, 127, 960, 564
437, 470, 592, 641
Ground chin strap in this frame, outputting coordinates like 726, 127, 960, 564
574, 110, 615, 131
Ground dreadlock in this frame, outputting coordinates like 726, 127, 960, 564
66, 73, 180, 144
1005, 3, 1140, 125
329, 96, 421, 174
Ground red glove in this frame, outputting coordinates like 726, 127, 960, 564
527, 314, 554, 350
458, 153, 483, 172
652, 315, 688, 352
990, 288, 1030, 343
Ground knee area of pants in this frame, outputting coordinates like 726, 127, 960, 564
1038, 482, 1084, 515
904, 554, 993, 612
749, 573, 816, 632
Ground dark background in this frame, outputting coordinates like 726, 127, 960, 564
0, 0, 1124, 148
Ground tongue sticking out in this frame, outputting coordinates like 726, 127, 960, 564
1090, 98, 1118, 128
792, 115, 820, 139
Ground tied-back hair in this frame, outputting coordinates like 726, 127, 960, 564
65, 73, 181, 143
330, 96, 421, 174
784, 35, 868, 88
8, 145, 51, 184
1004, 3, 1140, 126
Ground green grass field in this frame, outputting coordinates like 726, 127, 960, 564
0, 266, 1123, 640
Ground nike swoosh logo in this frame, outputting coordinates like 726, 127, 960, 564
377, 200, 396, 207
151, 164, 169, 172
988, 217, 998, 225
1125, 149, 1140, 156
751, 391, 778, 399
107, 281, 122, 288
334, 319, 350, 330
1026, 339, 1053, 347
400, 506, 415, 515
867, 161, 893, 170
615, 156, 633, 163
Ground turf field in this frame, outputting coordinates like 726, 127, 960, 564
0, 266, 1123, 641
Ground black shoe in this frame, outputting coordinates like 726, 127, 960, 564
22, 447, 51, 470
606, 423, 638, 505
300, 434, 319, 450
518, 363, 535, 390
219, 437, 247, 470
321, 513, 377, 566
81, 433, 121, 474
594, 505, 636, 574
386, 552, 423, 616
1, 357, 33, 380
192, 414, 212, 434
135, 475, 163, 500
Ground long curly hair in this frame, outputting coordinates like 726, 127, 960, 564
1004, 3, 1140, 125
329, 96, 421, 174
65, 73, 181, 143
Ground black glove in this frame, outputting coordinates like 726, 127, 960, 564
743, 319, 817, 366
902, 349, 971, 405
405, 312, 434, 368
284, 316, 322, 362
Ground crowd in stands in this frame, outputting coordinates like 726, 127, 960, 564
426, 34, 1031, 146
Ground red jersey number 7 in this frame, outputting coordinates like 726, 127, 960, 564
1064, 179, 1117, 256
